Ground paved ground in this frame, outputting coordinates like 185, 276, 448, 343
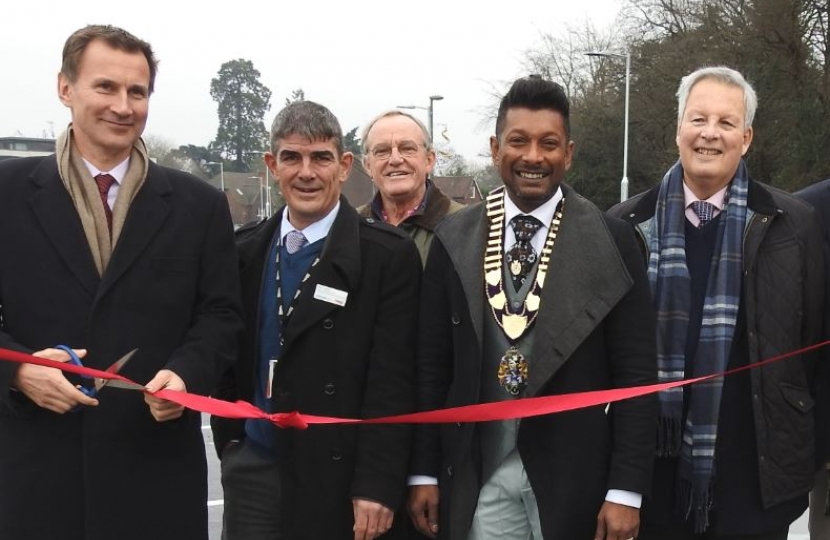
791, 511, 810, 540
201, 415, 812, 540
202, 416, 223, 540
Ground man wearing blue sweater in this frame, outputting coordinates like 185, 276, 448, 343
211, 101, 422, 540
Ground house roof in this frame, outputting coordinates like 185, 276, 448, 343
434, 176, 479, 199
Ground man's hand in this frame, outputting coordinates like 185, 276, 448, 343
12, 348, 98, 413
595, 501, 639, 540
352, 498, 393, 540
144, 369, 186, 422
407, 485, 439, 538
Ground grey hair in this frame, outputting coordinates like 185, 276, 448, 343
361, 110, 433, 155
676, 66, 757, 129
270, 101, 344, 155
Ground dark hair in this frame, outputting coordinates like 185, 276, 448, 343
495, 75, 570, 138
62, 25, 158, 94
270, 101, 344, 155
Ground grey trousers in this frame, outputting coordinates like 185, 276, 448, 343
811, 467, 830, 540
468, 448, 543, 540
220, 440, 288, 540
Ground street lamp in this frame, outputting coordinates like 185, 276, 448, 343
249, 176, 266, 219
397, 95, 444, 145
205, 161, 225, 192
249, 150, 272, 218
585, 51, 631, 202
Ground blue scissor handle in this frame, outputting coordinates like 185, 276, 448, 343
55, 345, 96, 398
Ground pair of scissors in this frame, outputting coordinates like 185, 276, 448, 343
55, 345, 145, 397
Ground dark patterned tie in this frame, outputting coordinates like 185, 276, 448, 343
691, 200, 716, 229
284, 230, 308, 254
505, 215, 543, 291
94, 174, 115, 232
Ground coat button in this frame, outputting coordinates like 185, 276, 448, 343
322, 318, 334, 330
332, 451, 342, 461
366, 218, 375, 224
324, 383, 336, 395
451, 313, 461, 325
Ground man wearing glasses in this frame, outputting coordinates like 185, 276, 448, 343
358, 111, 462, 265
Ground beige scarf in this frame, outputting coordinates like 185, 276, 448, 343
56, 126, 149, 276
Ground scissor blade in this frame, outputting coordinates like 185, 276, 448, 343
94, 348, 140, 391
102, 379, 146, 391
108, 349, 138, 374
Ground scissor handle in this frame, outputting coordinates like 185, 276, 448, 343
54, 345, 97, 398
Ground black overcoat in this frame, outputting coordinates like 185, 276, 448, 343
211, 199, 421, 539
0, 155, 243, 540
413, 186, 658, 539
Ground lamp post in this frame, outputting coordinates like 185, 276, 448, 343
585, 51, 630, 202
249, 176, 266, 219
205, 161, 224, 192
397, 95, 444, 144
249, 150, 272, 218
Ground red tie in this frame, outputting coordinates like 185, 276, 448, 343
94, 174, 115, 232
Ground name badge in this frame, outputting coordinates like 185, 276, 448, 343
314, 284, 348, 307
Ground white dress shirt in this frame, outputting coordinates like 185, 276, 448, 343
83, 157, 129, 208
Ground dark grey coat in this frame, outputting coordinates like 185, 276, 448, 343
414, 185, 658, 539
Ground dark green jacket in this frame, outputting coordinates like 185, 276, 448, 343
357, 180, 463, 266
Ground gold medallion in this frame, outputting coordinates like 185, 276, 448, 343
498, 346, 530, 396
510, 260, 522, 276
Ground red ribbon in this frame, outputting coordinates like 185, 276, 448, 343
2, 341, 827, 430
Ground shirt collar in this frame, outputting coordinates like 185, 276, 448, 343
281, 201, 340, 245
82, 157, 130, 184
683, 181, 728, 210
370, 178, 431, 222
503, 186, 563, 230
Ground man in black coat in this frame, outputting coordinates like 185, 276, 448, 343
211, 101, 422, 540
796, 179, 830, 540
609, 67, 823, 539
0, 25, 242, 540
408, 76, 657, 539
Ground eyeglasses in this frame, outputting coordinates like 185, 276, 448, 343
369, 142, 423, 160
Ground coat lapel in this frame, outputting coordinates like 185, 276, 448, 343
435, 205, 488, 346
525, 189, 634, 397
281, 200, 362, 354
28, 159, 100, 296
98, 165, 171, 299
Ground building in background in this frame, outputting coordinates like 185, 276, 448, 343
0, 137, 55, 162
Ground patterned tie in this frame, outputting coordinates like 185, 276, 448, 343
691, 200, 716, 229
284, 230, 308, 254
94, 174, 115, 232
505, 215, 543, 291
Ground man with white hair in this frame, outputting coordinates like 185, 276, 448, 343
358, 111, 462, 265
610, 66, 824, 539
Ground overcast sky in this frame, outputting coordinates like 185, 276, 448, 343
2, 0, 622, 163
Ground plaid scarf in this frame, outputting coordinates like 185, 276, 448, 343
648, 160, 747, 532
